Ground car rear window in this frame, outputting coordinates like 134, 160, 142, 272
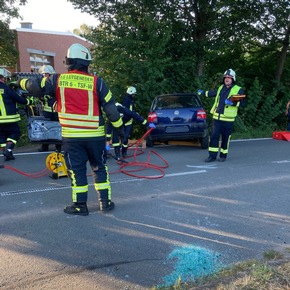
154, 95, 200, 109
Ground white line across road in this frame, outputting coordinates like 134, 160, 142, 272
0, 169, 208, 197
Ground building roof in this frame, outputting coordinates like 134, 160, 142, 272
15, 27, 89, 42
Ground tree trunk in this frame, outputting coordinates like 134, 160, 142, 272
275, 23, 290, 82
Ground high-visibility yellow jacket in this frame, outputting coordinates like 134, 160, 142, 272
209, 85, 242, 122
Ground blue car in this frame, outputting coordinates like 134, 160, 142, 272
146, 93, 209, 148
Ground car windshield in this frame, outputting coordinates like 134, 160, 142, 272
155, 95, 200, 109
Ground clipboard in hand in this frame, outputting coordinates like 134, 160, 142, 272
229, 94, 246, 102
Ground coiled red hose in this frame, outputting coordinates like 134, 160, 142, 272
116, 128, 169, 179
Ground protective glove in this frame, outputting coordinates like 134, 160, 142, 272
225, 99, 233, 106
197, 89, 205, 97
44, 95, 52, 101
8, 82, 18, 91
26, 96, 35, 106
115, 126, 125, 143
148, 123, 156, 129
105, 144, 111, 151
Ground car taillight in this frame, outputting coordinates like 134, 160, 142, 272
197, 109, 207, 119
148, 112, 157, 123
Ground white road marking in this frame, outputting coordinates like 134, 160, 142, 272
1, 170, 208, 197
186, 164, 217, 169
165, 170, 206, 177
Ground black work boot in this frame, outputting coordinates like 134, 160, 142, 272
100, 201, 115, 212
3, 149, 15, 161
3, 142, 15, 161
204, 156, 216, 162
121, 146, 127, 157
64, 203, 89, 216
114, 147, 121, 160
55, 144, 62, 152
38, 144, 49, 152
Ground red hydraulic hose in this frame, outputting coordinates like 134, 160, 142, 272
117, 128, 169, 179
3, 164, 51, 178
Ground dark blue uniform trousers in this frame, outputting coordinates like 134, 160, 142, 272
208, 119, 234, 159
63, 138, 111, 204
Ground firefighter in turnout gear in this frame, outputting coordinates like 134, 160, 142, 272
106, 102, 156, 160
38, 65, 61, 152
197, 69, 245, 162
0, 70, 34, 161
121, 86, 137, 157
20, 43, 124, 215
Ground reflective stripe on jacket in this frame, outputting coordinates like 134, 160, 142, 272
210, 85, 241, 122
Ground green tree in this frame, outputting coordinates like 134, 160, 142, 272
208, 0, 290, 83
73, 23, 94, 37
0, 0, 27, 67
68, 0, 290, 133
69, 0, 222, 78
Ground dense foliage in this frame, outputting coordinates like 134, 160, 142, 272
67, 0, 290, 137
4, 0, 290, 139
0, 0, 27, 67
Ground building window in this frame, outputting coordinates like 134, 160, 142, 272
29, 54, 53, 71
27, 48, 56, 72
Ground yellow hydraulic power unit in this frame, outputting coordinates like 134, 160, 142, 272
46, 152, 68, 179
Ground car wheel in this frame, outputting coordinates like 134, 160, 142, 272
200, 134, 209, 149
146, 138, 154, 147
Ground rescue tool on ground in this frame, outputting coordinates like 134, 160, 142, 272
45, 151, 68, 179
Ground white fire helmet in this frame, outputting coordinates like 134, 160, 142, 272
223, 69, 236, 81
126, 86, 137, 95
67, 43, 92, 61
38, 65, 55, 75
0, 68, 11, 78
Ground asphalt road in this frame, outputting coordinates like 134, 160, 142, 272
1, 138, 290, 289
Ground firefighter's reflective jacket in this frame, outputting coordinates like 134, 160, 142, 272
116, 102, 147, 126
122, 93, 134, 126
40, 77, 55, 113
19, 71, 123, 138
54, 71, 122, 138
0, 81, 29, 123
209, 84, 242, 122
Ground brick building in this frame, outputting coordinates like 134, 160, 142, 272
10, 22, 91, 74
